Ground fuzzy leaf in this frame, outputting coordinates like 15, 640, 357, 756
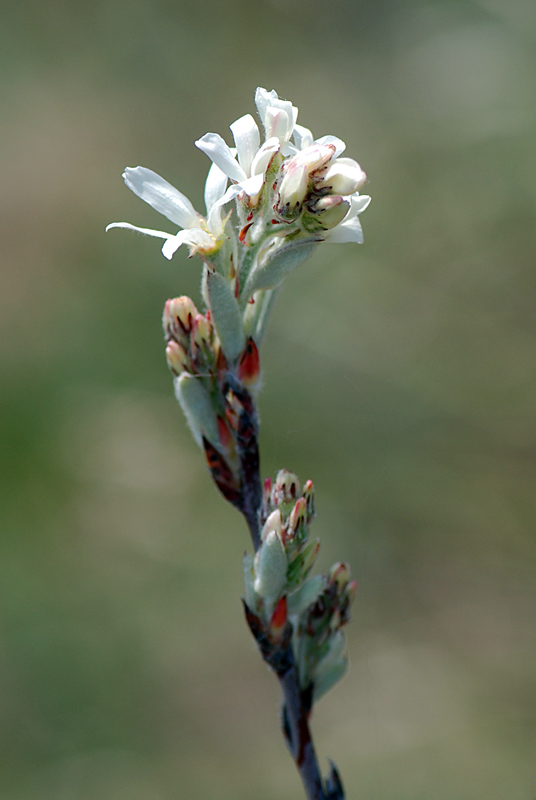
206, 270, 246, 362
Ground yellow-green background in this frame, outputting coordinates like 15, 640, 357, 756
1, 1, 535, 798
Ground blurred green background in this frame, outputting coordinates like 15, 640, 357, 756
1, 0, 535, 798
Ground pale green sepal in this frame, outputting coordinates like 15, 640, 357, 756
253, 530, 287, 601
206, 271, 246, 362
174, 373, 219, 447
287, 575, 324, 617
242, 239, 319, 298
313, 657, 348, 703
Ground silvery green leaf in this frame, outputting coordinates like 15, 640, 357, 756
287, 575, 324, 616
242, 239, 319, 298
313, 656, 348, 703
206, 271, 246, 362
174, 373, 219, 447
253, 530, 287, 601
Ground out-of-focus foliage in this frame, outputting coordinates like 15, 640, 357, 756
1, 1, 535, 798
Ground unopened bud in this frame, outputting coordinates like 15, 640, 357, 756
191, 313, 212, 351
165, 340, 189, 375
261, 509, 283, 543
328, 562, 351, 592
287, 497, 307, 539
278, 161, 309, 209
317, 157, 366, 196
272, 469, 300, 507
303, 479, 315, 521
163, 296, 198, 339
309, 196, 350, 230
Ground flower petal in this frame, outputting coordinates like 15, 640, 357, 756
195, 133, 246, 183
123, 167, 199, 229
315, 135, 346, 158
162, 228, 214, 260
326, 216, 364, 244
348, 193, 372, 217
105, 221, 175, 240
293, 124, 314, 150
230, 114, 260, 177
204, 162, 228, 215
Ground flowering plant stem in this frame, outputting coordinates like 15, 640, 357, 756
231, 383, 343, 799
108, 87, 370, 800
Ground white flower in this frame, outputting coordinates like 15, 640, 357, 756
106, 163, 229, 260
196, 112, 279, 198
254, 87, 298, 144
325, 192, 371, 244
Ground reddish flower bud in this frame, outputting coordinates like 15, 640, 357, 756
165, 340, 189, 375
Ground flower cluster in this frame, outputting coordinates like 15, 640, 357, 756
107, 88, 370, 315
243, 470, 357, 701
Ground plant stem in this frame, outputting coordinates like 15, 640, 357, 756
279, 661, 327, 800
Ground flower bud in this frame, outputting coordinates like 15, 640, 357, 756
272, 469, 300, 507
163, 296, 198, 339
278, 161, 309, 209
303, 479, 315, 521
261, 509, 283, 543
308, 196, 350, 230
191, 312, 212, 351
287, 497, 307, 540
165, 340, 189, 375
317, 157, 366, 196
328, 562, 351, 592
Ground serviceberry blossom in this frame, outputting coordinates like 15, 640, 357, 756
107, 87, 371, 266
106, 162, 230, 260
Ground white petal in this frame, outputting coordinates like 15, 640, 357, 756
315, 135, 346, 158
326, 217, 364, 244
348, 193, 372, 217
250, 137, 280, 176
123, 167, 199, 229
195, 133, 246, 183
237, 173, 265, 197
293, 124, 314, 150
230, 114, 260, 177
254, 87, 278, 123
106, 221, 175, 240
161, 228, 214, 260
204, 162, 228, 214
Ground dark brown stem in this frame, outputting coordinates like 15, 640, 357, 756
279, 663, 327, 800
